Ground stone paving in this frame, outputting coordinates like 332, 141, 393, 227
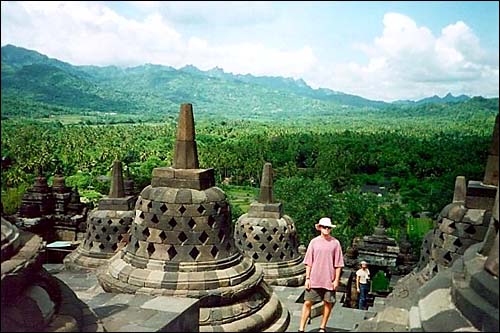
272, 286, 377, 332
44, 263, 382, 332
44, 264, 199, 332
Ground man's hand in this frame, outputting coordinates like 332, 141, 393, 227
332, 279, 339, 291
357, 288, 360, 293
305, 279, 311, 290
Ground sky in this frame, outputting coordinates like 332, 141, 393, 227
1, 1, 499, 102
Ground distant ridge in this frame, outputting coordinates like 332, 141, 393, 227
393, 92, 470, 105
1, 44, 493, 119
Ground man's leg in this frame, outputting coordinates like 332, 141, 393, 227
299, 300, 313, 331
319, 300, 333, 330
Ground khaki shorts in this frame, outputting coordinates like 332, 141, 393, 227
304, 288, 336, 304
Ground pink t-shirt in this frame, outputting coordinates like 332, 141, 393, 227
303, 235, 345, 290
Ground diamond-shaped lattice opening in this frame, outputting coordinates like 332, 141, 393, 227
273, 227, 278, 233
199, 231, 209, 244
96, 218, 102, 224
112, 243, 118, 251
107, 219, 113, 225
465, 225, 476, 234
188, 218, 196, 229
280, 252, 285, 260
118, 218, 125, 225
101, 227, 107, 233
179, 205, 187, 215
252, 253, 259, 260
254, 234, 260, 241
95, 234, 101, 240
247, 242, 253, 249
238, 239, 242, 246
151, 214, 159, 224
168, 218, 177, 228
92, 225, 96, 230
273, 244, 279, 251
439, 232, 445, 240
142, 228, 150, 238
106, 235, 112, 242
138, 200, 143, 206
134, 240, 140, 252
278, 235, 284, 241
214, 203, 221, 213
147, 201, 153, 209
99, 243, 105, 250
211, 246, 219, 258
453, 238, 463, 247
284, 243, 289, 249
113, 226, 119, 233
147, 243, 155, 256
208, 216, 216, 228
178, 231, 188, 243
159, 231, 167, 242
139, 211, 145, 219
160, 203, 168, 213
259, 244, 266, 251
117, 234, 123, 242
443, 251, 453, 262
249, 226, 254, 231
267, 235, 273, 242
243, 233, 247, 239
266, 253, 273, 261
197, 205, 206, 214
89, 241, 94, 248
167, 245, 177, 259
261, 227, 267, 233
189, 247, 200, 260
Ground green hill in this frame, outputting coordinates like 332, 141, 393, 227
0, 44, 497, 121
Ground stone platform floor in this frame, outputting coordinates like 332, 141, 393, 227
44, 264, 378, 332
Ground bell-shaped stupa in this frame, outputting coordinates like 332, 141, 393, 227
64, 160, 136, 270
97, 104, 289, 332
234, 163, 305, 286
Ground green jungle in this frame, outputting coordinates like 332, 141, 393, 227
1, 45, 498, 255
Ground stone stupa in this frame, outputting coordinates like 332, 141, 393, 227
234, 162, 305, 286
418, 113, 498, 278
64, 160, 136, 270
97, 104, 289, 332
1, 217, 103, 331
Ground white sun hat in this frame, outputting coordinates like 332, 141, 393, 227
317, 217, 335, 228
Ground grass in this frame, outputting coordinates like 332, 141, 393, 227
221, 184, 259, 213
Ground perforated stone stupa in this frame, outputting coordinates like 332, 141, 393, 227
64, 160, 135, 270
97, 104, 289, 332
234, 163, 305, 286
418, 114, 499, 277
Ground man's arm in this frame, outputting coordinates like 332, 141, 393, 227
333, 266, 342, 290
305, 264, 311, 290
356, 274, 360, 292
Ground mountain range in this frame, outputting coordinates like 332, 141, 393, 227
0, 44, 482, 119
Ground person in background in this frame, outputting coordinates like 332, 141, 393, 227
298, 217, 344, 333
356, 260, 370, 310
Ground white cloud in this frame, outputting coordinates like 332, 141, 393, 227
1, 3, 498, 101
308, 13, 499, 101
1, 1, 314, 78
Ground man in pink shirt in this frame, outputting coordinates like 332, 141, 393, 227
299, 217, 344, 332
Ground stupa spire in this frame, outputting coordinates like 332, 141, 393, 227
173, 103, 199, 169
109, 160, 125, 198
259, 163, 273, 204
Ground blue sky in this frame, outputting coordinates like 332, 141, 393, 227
1, 1, 498, 101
